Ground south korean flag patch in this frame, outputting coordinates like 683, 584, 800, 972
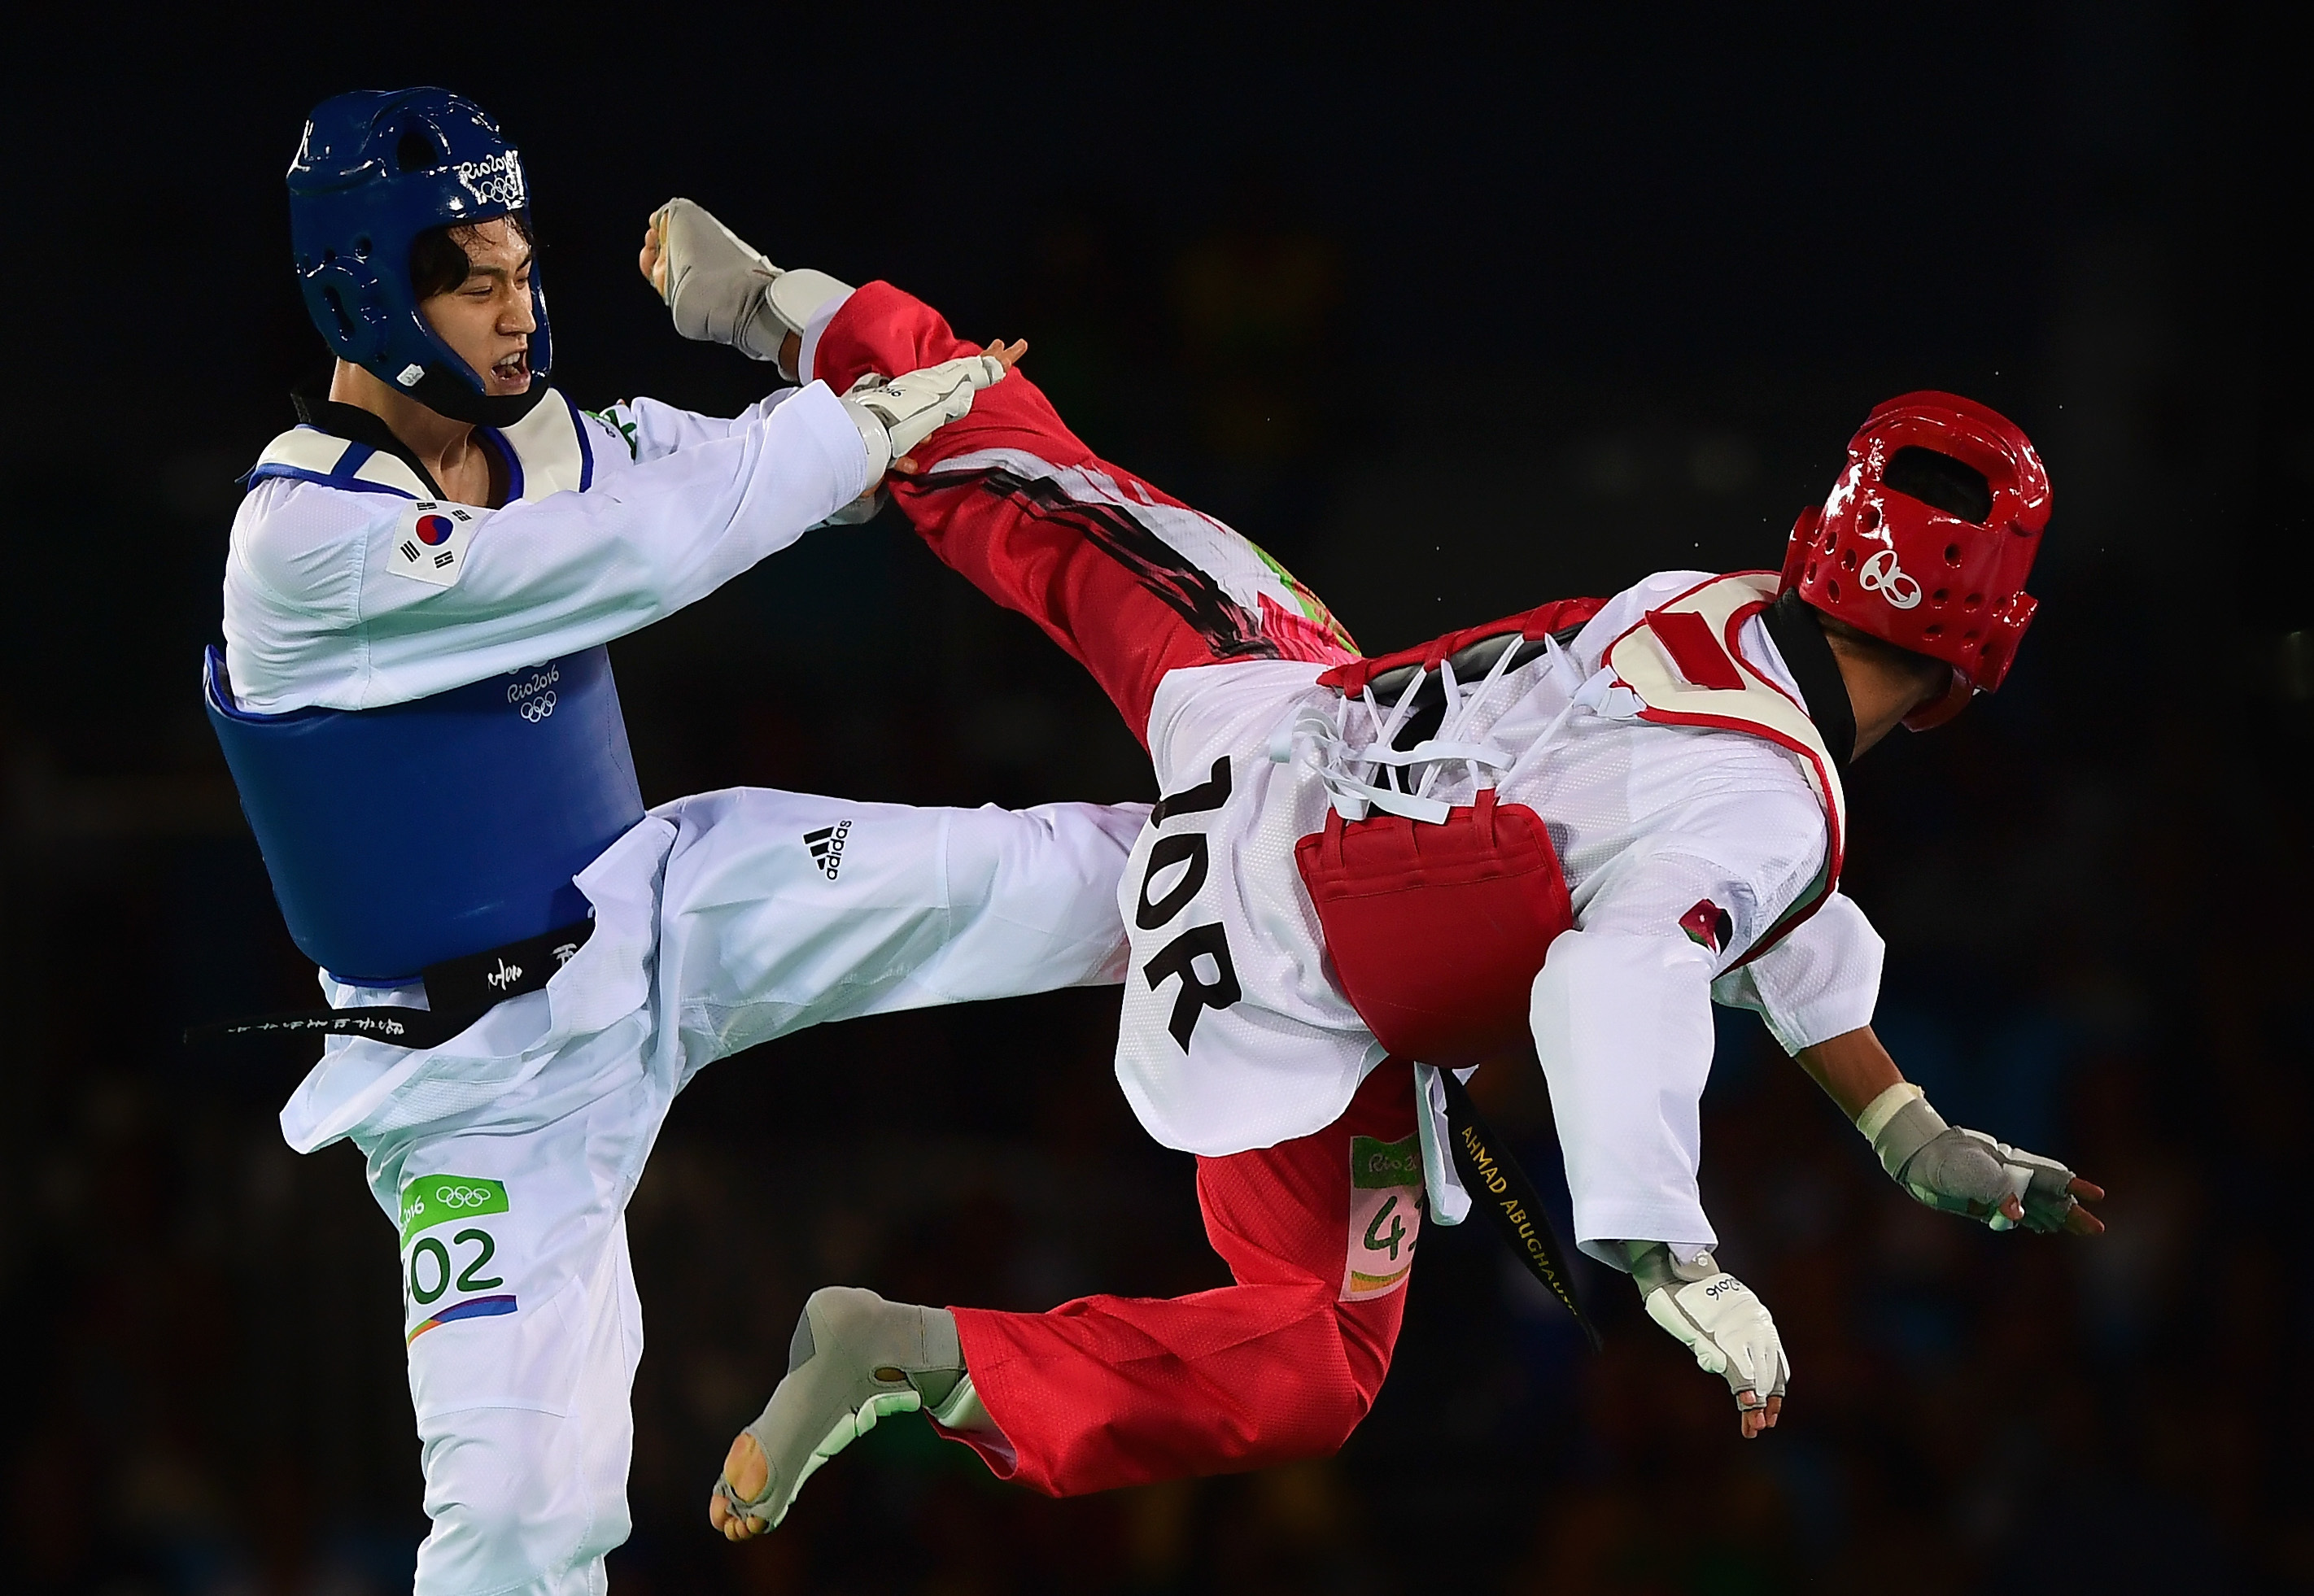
387, 500, 483, 587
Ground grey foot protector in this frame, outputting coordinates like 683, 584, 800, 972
714, 1287, 966, 1533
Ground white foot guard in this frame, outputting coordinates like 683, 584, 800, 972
709, 1287, 966, 1541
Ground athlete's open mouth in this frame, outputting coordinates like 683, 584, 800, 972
491, 351, 531, 390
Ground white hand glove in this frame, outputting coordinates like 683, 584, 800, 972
1858, 1084, 2084, 1233
839, 358, 1008, 479
1631, 1246, 1790, 1417
650, 198, 851, 371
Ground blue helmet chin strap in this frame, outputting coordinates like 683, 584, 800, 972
288, 88, 554, 427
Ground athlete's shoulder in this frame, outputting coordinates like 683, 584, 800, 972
579, 402, 642, 462
244, 423, 429, 503
1562, 570, 1720, 664
1626, 568, 1726, 603
226, 470, 387, 611
1577, 569, 1831, 806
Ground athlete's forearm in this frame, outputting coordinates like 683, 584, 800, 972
1822, 1035, 2103, 1235
1794, 1026, 1905, 1123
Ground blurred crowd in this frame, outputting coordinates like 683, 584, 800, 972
5, 9, 2307, 1593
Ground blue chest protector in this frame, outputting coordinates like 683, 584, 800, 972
209, 392, 644, 986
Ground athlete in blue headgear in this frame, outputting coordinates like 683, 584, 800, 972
205, 89, 1146, 1594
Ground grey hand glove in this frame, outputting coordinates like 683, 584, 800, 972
838, 358, 1008, 478
1859, 1084, 2081, 1233
1627, 1244, 1789, 1412
651, 198, 851, 373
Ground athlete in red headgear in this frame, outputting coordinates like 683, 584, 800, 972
638, 203, 2105, 1536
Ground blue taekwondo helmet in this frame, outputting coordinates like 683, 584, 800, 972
287, 89, 553, 425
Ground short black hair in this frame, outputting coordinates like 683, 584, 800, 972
408, 212, 535, 301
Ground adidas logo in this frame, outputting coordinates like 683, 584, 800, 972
804, 819, 854, 880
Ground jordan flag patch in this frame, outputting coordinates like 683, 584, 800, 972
1680, 899, 1732, 954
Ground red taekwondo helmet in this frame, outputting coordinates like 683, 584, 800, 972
1779, 390, 2052, 730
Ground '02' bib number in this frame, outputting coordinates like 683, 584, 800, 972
398, 1174, 519, 1343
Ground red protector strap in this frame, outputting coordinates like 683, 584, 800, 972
1294, 789, 1574, 1069
1644, 608, 1745, 691
1314, 597, 1606, 699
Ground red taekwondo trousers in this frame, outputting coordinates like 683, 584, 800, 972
817, 284, 1422, 1496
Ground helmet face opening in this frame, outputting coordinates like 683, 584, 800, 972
1883, 446, 1992, 525
1778, 391, 2050, 705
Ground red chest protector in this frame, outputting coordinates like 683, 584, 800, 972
1295, 787, 1574, 1068
1293, 578, 1846, 1068
1294, 597, 1604, 1069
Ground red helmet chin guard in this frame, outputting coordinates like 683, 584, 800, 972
1779, 390, 2051, 730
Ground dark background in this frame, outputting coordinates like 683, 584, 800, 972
5, 5, 2309, 1592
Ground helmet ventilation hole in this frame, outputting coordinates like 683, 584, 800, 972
1862, 504, 1883, 532
1804, 560, 1818, 583
1943, 543, 1963, 565
396, 127, 443, 173
1931, 587, 1949, 606
1826, 578, 1843, 602
321, 284, 355, 340
1840, 547, 1858, 573
1963, 628, 1981, 642
1923, 623, 1945, 638
1963, 592, 1983, 609
353, 235, 372, 259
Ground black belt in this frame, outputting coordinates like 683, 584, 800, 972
183, 918, 595, 1050
1437, 1066, 1603, 1351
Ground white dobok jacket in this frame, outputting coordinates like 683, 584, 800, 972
224, 382, 869, 713
1116, 570, 1887, 1263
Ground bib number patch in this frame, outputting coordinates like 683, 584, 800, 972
1343, 1133, 1423, 1302
399, 1173, 517, 1342
386, 500, 482, 588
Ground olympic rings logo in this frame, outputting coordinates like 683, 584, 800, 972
455, 151, 527, 211
1858, 548, 1922, 610
431, 1184, 497, 1210
519, 691, 557, 722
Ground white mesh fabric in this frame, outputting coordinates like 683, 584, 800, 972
1709, 892, 1885, 1055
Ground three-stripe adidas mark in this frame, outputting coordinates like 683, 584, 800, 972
804, 820, 853, 880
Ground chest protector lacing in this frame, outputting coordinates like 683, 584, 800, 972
1284, 575, 1845, 1071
